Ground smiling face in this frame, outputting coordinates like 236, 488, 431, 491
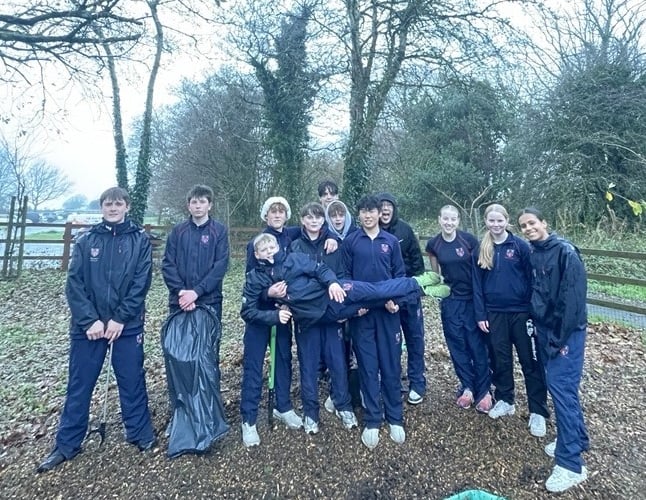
359, 207, 380, 231
301, 213, 324, 236
518, 213, 549, 241
101, 198, 129, 224
438, 207, 459, 237
485, 209, 508, 239
319, 189, 338, 208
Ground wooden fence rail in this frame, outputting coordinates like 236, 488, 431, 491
2, 222, 645, 317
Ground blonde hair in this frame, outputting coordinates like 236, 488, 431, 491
439, 205, 460, 218
253, 232, 278, 251
478, 204, 509, 270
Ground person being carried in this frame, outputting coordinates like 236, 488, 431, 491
239, 233, 447, 448
38, 187, 155, 473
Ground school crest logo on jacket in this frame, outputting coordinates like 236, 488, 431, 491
380, 244, 391, 254
201, 234, 209, 245
90, 248, 100, 261
506, 248, 515, 259
456, 247, 465, 257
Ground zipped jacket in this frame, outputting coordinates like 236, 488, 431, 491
528, 233, 587, 357
240, 250, 339, 328
66, 218, 152, 338
162, 218, 229, 307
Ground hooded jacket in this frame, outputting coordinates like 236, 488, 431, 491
377, 193, 425, 277
324, 200, 357, 241
162, 218, 229, 308
66, 218, 152, 338
527, 233, 587, 357
240, 250, 339, 329
290, 224, 344, 277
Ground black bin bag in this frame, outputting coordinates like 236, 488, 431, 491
161, 305, 230, 458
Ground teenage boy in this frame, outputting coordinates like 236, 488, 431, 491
37, 187, 155, 473
240, 233, 447, 446
318, 180, 339, 208
162, 185, 229, 321
377, 193, 427, 405
341, 195, 407, 450
241, 196, 302, 444
289, 202, 356, 433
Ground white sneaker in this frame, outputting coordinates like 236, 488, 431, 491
389, 424, 406, 444
545, 439, 556, 458
361, 427, 379, 450
241, 422, 260, 447
303, 416, 319, 434
335, 410, 358, 429
324, 396, 335, 414
407, 389, 423, 405
488, 400, 516, 419
529, 413, 547, 437
545, 464, 588, 493
272, 409, 303, 429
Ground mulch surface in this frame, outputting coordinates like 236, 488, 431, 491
0, 271, 644, 499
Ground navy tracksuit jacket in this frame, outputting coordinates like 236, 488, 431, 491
56, 219, 154, 458
341, 227, 406, 428
472, 232, 548, 416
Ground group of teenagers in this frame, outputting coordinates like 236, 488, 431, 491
36, 181, 589, 494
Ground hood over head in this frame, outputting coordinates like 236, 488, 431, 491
376, 192, 399, 226
324, 200, 353, 240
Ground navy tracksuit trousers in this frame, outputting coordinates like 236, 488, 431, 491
487, 311, 548, 417
240, 322, 293, 425
351, 309, 403, 428
55, 334, 154, 458
400, 297, 426, 395
296, 322, 351, 422
440, 297, 490, 401
539, 326, 589, 473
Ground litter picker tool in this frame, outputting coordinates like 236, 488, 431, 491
86, 343, 113, 447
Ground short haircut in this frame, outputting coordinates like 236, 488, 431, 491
327, 200, 346, 216
100, 187, 130, 206
186, 185, 214, 203
253, 232, 278, 250
317, 180, 339, 197
356, 195, 381, 213
300, 202, 325, 218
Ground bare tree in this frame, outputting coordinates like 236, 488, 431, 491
23, 160, 71, 209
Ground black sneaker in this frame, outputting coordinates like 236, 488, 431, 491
36, 449, 67, 473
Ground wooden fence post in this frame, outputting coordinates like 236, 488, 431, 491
61, 222, 74, 272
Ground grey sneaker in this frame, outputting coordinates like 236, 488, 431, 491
545, 439, 556, 458
241, 422, 260, 447
303, 416, 319, 434
272, 409, 304, 429
324, 396, 335, 414
545, 464, 588, 493
389, 424, 406, 444
407, 389, 424, 405
335, 410, 358, 429
529, 413, 547, 437
361, 427, 379, 450
488, 400, 515, 419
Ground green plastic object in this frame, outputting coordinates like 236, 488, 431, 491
444, 490, 507, 500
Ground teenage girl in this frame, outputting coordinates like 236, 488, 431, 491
473, 204, 548, 433
517, 207, 589, 493
425, 205, 490, 411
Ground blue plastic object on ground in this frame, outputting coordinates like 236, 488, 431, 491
444, 490, 507, 500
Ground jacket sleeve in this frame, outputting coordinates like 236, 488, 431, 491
245, 239, 256, 273
194, 226, 230, 297
161, 227, 184, 297
65, 234, 100, 332
402, 226, 425, 277
391, 240, 406, 278
240, 275, 280, 326
552, 246, 587, 353
113, 233, 153, 325
472, 255, 487, 322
